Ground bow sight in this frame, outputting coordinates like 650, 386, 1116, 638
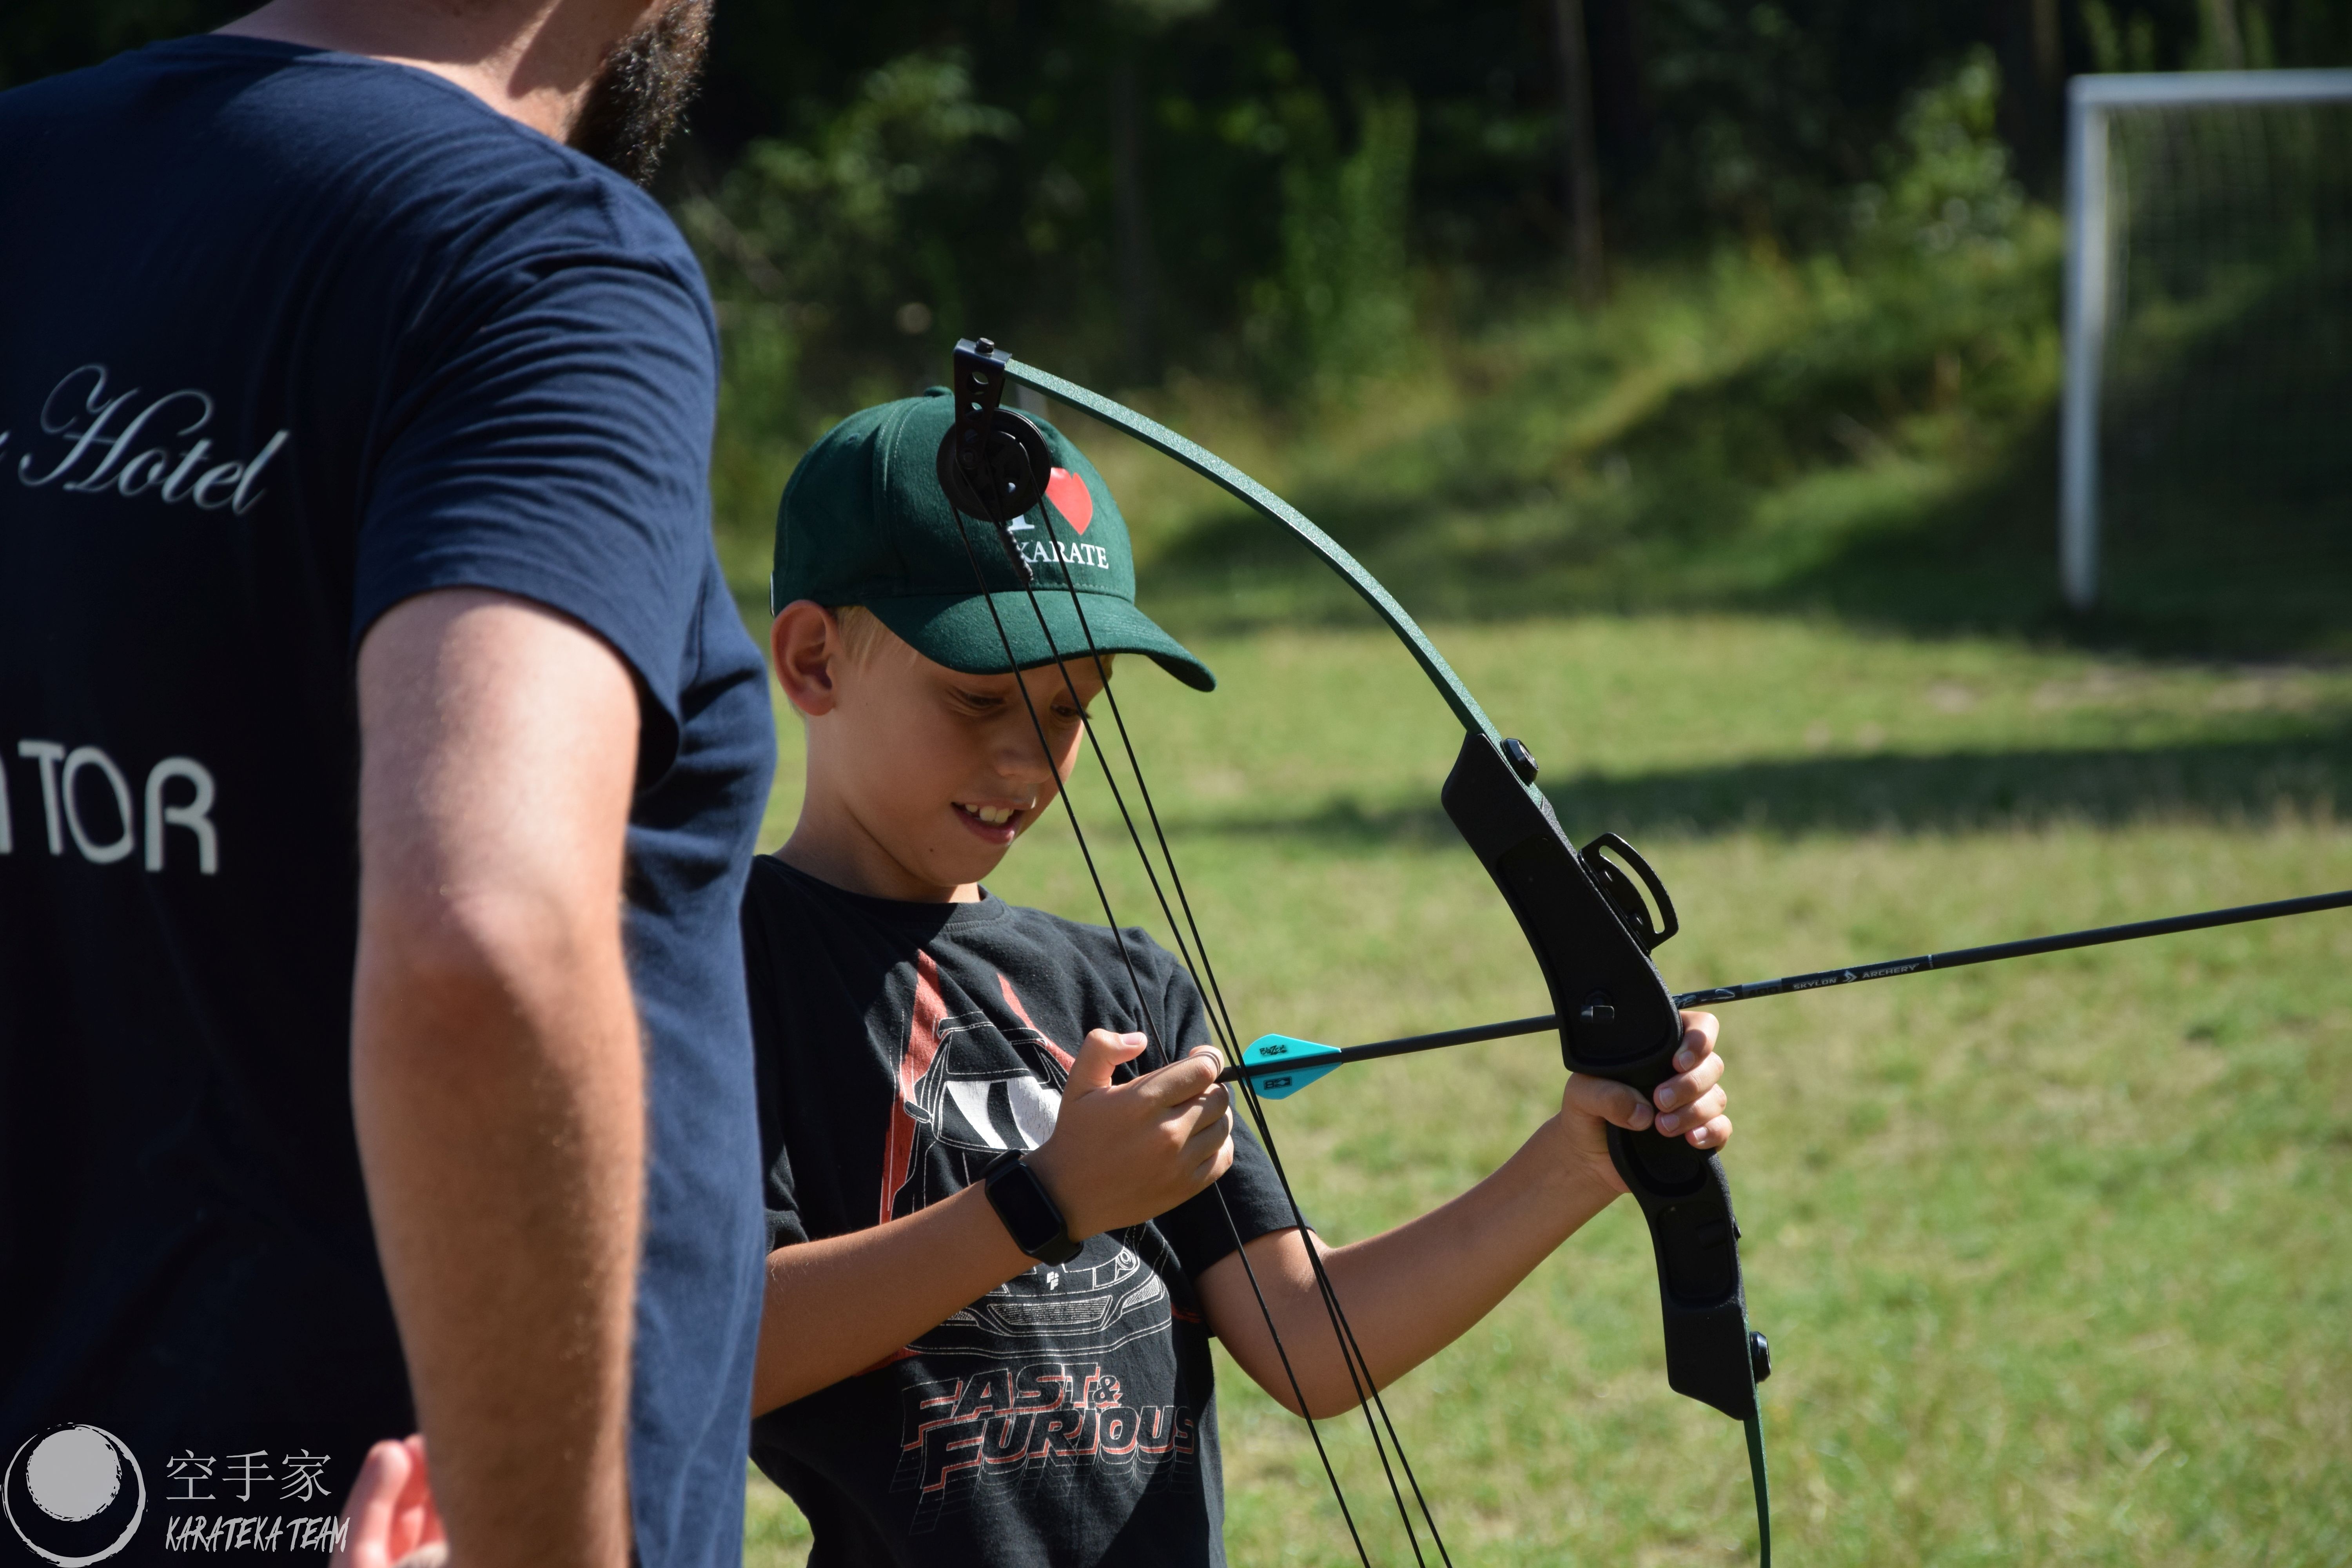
938, 338, 1051, 563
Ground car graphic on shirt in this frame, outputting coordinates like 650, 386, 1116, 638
924, 1063, 1062, 1156
921, 1231, 1172, 1359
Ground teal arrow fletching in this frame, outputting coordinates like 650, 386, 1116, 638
1240, 1034, 1344, 1100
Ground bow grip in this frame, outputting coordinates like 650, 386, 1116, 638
1441, 731, 1760, 1422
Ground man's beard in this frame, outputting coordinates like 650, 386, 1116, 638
568, 0, 713, 187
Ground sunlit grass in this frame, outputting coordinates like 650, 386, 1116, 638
744, 613, 2352, 1566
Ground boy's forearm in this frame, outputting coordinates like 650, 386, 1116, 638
1207, 1119, 1617, 1417
753, 1182, 1035, 1414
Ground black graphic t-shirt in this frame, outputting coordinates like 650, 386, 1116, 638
0, 38, 773, 1568
741, 856, 1298, 1568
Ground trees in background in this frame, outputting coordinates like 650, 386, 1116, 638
9, 0, 2348, 410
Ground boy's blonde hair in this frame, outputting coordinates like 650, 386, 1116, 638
829, 605, 904, 668
830, 604, 1114, 679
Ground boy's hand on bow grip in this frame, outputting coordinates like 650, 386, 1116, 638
1025, 1030, 1234, 1240
1556, 1011, 1733, 1197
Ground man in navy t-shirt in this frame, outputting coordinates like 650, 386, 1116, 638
0, 4, 773, 1566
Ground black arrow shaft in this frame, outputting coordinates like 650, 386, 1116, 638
1220, 889, 2352, 1086
1676, 886, 2352, 1005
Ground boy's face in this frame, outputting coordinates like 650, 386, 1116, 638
773, 603, 1108, 901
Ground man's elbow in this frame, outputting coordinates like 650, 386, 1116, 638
1258, 1376, 1362, 1422
356, 875, 627, 1052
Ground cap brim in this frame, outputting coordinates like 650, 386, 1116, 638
866, 589, 1216, 692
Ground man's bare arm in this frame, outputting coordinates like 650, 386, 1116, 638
354, 589, 643, 1568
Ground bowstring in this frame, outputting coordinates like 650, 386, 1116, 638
942, 496, 1377, 1568
1013, 488, 1454, 1568
940, 512, 1167, 1054
993, 535, 1430, 1568
1037, 586, 1455, 1568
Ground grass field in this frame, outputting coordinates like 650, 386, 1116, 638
740, 613, 2352, 1566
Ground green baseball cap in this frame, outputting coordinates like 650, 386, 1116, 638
771, 389, 1214, 691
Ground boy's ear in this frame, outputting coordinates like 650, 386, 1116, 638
771, 600, 843, 718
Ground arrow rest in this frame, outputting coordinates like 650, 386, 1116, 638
1581, 829, 1680, 954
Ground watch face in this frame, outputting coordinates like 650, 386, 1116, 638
987, 1160, 1074, 1261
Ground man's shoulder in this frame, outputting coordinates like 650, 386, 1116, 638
3, 36, 701, 294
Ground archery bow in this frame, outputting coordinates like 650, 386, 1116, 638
933, 336, 1768, 1565
930, 335, 2352, 1567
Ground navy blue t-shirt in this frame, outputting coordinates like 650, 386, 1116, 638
0, 38, 775, 1568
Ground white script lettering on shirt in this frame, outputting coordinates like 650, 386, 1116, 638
3, 365, 289, 515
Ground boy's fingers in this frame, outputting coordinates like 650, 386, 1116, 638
1177, 1094, 1234, 1161
1154, 1084, 1231, 1154
398, 1435, 443, 1560
1673, 1010, 1720, 1073
1652, 1048, 1726, 1112
1189, 1136, 1237, 1187
1684, 1112, 1734, 1150
1658, 1083, 1729, 1136
1182, 1081, 1232, 1131
1067, 1027, 1149, 1094
1134, 1049, 1222, 1107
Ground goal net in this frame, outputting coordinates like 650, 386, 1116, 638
2058, 71, 2352, 621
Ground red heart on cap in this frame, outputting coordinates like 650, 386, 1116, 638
1044, 467, 1094, 534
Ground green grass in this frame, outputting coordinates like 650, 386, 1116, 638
743, 613, 2352, 1567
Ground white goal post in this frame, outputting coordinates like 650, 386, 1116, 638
2059, 69, 2352, 612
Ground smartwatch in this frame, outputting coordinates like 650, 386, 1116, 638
982, 1152, 1082, 1264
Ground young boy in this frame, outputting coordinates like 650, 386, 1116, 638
744, 389, 1733, 1566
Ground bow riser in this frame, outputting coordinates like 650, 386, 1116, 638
1443, 731, 1761, 1423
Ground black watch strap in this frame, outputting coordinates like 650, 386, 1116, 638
982, 1152, 1082, 1264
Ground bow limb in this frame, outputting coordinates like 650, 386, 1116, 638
1002, 361, 1499, 744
